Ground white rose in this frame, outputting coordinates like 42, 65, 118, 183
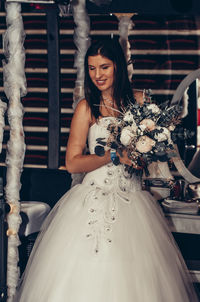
131, 120, 138, 132
155, 133, 167, 142
162, 127, 170, 136
155, 127, 171, 142
120, 126, 134, 146
147, 104, 160, 113
136, 136, 156, 153
123, 110, 134, 123
140, 118, 156, 131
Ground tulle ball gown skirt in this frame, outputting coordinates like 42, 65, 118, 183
14, 164, 199, 302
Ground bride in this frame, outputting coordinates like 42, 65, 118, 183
14, 39, 199, 302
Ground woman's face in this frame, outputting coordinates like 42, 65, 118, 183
88, 54, 115, 95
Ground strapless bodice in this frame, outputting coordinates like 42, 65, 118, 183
86, 117, 142, 193
88, 117, 114, 155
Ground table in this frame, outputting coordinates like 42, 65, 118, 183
165, 212, 200, 283
165, 213, 200, 234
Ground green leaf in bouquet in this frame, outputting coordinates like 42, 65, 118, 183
110, 142, 119, 150
96, 137, 106, 146
94, 145, 105, 157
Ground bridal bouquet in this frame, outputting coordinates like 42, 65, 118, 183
95, 97, 185, 175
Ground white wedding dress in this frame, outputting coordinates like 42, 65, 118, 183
14, 117, 199, 302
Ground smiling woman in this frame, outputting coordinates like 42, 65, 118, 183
14, 39, 199, 302
88, 54, 115, 94
84, 39, 133, 120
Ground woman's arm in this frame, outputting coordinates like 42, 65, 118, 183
65, 99, 111, 174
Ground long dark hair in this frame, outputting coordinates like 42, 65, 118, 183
84, 39, 134, 119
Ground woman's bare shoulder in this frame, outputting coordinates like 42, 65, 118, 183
75, 99, 89, 112
72, 99, 91, 124
73, 99, 91, 120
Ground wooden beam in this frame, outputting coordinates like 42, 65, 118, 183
47, 9, 60, 169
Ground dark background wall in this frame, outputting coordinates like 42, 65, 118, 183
86, 0, 200, 14
0, 8, 199, 170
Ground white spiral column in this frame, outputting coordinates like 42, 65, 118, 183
2, 2, 27, 301
72, 0, 91, 109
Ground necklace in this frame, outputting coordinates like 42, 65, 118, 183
102, 96, 114, 106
